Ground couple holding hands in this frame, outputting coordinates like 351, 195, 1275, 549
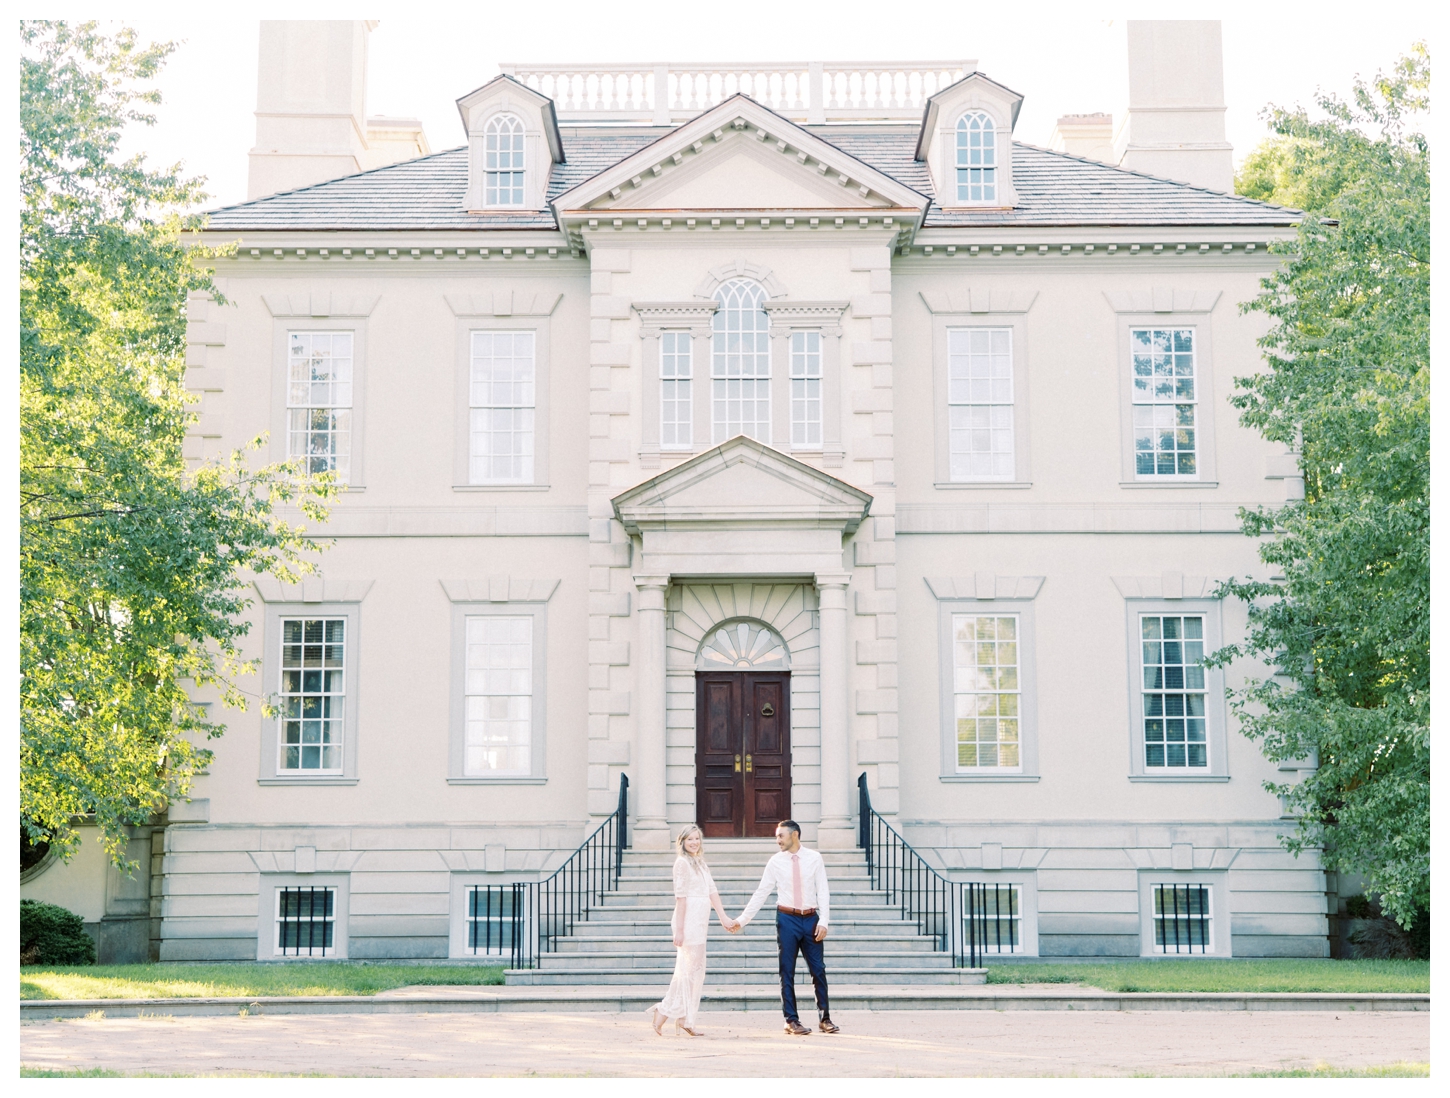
646, 820, 838, 1038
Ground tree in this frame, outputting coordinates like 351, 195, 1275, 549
1216, 46, 1429, 928
20, 22, 334, 868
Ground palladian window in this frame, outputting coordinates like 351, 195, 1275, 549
955, 112, 997, 203
711, 279, 771, 444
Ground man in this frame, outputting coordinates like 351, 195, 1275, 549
731, 820, 838, 1035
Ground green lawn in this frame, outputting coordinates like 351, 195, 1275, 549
20, 962, 505, 1001
984, 958, 1428, 993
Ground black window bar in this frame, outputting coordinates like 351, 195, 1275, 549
965, 882, 1021, 954
277, 886, 334, 956
466, 883, 528, 967
505, 773, 629, 970
858, 773, 981, 968
1154, 883, 1210, 953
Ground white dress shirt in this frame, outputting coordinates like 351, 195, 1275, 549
737, 847, 830, 928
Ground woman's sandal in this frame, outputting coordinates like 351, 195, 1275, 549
676, 1021, 702, 1037
646, 1007, 666, 1036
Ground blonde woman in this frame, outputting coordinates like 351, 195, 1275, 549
646, 825, 737, 1036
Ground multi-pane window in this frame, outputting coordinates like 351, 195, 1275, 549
1152, 884, 1212, 953
485, 114, 525, 206
964, 883, 1023, 954
464, 616, 533, 774
470, 331, 535, 483
276, 886, 335, 956
790, 331, 823, 449
955, 112, 997, 203
1141, 615, 1207, 769
712, 279, 771, 443
278, 618, 345, 773
947, 327, 1013, 480
1131, 328, 1198, 476
952, 614, 1020, 770
467, 885, 522, 956
287, 332, 353, 482
660, 331, 693, 450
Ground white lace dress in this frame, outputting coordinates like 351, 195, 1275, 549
650, 855, 717, 1027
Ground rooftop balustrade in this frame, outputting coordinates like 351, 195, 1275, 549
497, 61, 975, 124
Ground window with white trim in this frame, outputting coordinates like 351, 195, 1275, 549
466, 884, 524, 956
278, 618, 346, 773
964, 882, 1023, 953
712, 279, 771, 443
789, 331, 823, 449
286, 331, 353, 482
947, 327, 1014, 480
275, 886, 336, 956
660, 331, 693, 450
1152, 883, 1212, 953
1131, 327, 1198, 477
955, 112, 997, 203
464, 615, 533, 775
469, 330, 535, 483
952, 614, 1021, 771
484, 114, 525, 206
1140, 614, 1207, 769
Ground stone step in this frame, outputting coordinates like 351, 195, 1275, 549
505, 966, 983, 986
533, 951, 957, 970
556, 929, 937, 947
580, 908, 916, 926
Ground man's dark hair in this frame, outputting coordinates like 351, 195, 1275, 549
777, 820, 801, 836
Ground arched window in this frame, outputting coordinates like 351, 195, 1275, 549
711, 279, 771, 444
955, 112, 997, 204
485, 114, 525, 206
697, 620, 790, 671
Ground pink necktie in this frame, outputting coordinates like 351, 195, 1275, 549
792, 854, 803, 910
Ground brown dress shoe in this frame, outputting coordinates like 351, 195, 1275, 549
784, 1020, 811, 1035
818, 1018, 840, 1034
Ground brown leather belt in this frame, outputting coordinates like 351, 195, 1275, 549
777, 905, 817, 916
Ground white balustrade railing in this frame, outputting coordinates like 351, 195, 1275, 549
497, 61, 975, 123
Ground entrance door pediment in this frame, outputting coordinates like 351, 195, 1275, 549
612, 436, 872, 578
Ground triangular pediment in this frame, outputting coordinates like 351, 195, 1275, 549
553, 94, 928, 217
612, 436, 872, 533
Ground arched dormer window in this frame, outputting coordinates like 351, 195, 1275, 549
711, 279, 771, 444
484, 114, 525, 206
955, 112, 997, 204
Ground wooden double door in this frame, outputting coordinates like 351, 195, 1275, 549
695, 672, 791, 837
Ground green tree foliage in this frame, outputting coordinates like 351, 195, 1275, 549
20, 22, 334, 868
1216, 46, 1429, 927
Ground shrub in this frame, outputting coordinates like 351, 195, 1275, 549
20, 899, 96, 966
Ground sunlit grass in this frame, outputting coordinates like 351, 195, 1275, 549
983, 958, 1428, 993
20, 961, 505, 1001
1233, 1062, 1429, 1078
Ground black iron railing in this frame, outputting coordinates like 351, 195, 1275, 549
482, 773, 629, 969
858, 773, 983, 968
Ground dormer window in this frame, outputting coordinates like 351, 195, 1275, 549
485, 114, 525, 206
956, 112, 997, 203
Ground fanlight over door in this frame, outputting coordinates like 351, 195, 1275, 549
697, 620, 789, 671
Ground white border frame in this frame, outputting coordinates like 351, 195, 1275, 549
936, 598, 1040, 782
1123, 598, 1229, 782
454, 316, 552, 490
1137, 870, 1230, 957
1115, 314, 1219, 487
259, 602, 362, 785
447, 601, 549, 783
929, 311, 1033, 487
256, 873, 350, 961
958, 874, 1039, 957
270, 318, 369, 490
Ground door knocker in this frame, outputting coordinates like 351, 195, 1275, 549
760, 702, 775, 717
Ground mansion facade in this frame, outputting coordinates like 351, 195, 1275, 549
23, 21, 1336, 964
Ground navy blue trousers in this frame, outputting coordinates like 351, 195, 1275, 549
776, 911, 830, 1022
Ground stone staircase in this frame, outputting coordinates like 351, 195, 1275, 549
505, 839, 980, 985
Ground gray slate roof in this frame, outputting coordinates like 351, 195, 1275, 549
204, 130, 1298, 233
